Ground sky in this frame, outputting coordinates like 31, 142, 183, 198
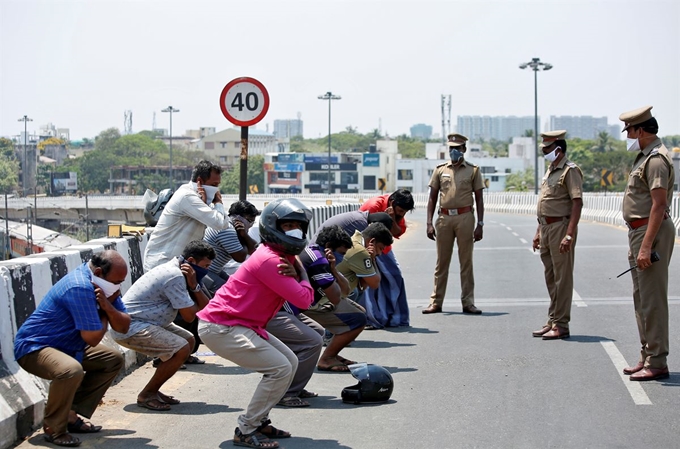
1, 0, 679, 142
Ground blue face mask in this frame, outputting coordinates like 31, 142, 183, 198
179, 256, 209, 284
449, 149, 464, 163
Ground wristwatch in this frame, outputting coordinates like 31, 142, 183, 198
191, 284, 202, 293
564, 235, 573, 241
477, 221, 484, 227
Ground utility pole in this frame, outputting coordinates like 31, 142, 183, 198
162, 106, 180, 188
317, 92, 341, 195
18, 115, 33, 194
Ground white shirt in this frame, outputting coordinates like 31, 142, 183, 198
143, 182, 230, 271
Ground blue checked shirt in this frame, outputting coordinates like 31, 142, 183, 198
14, 263, 126, 363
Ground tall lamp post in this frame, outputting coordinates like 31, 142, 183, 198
519, 57, 552, 194
317, 92, 341, 194
161, 106, 180, 188
18, 115, 33, 194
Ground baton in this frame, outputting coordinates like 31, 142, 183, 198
616, 251, 660, 278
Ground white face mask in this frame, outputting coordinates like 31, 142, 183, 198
285, 229, 304, 239
190, 182, 219, 204
92, 274, 121, 298
626, 138, 641, 152
543, 146, 560, 163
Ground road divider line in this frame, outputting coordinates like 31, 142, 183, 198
600, 341, 652, 405
573, 289, 587, 307
506, 227, 513, 231
520, 238, 528, 244
512, 232, 519, 237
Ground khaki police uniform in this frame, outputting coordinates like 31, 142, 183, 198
537, 146, 583, 330
622, 128, 675, 369
428, 158, 485, 308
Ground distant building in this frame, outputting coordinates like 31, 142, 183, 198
549, 116, 620, 140
457, 116, 537, 142
410, 123, 433, 140
273, 119, 303, 139
185, 127, 216, 139
194, 128, 277, 167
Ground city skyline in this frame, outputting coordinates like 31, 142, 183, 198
1, 1, 679, 141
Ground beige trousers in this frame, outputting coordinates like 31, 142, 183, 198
539, 220, 576, 329
628, 218, 675, 369
429, 211, 476, 308
18, 344, 124, 436
198, 320, 298, 434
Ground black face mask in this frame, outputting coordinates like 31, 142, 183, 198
179, 256, 209, 284
450, 149, 464, 163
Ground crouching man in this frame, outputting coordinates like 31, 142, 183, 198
111, 241, 214, 411
14, 250, 131, 447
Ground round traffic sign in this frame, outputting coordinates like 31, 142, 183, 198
219, 77, 270, 127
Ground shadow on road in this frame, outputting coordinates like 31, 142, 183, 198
350, 340, 416, 349
440, 311, 509, 317
220, 436, 353, 449
565, 335, 615, 343
122, 402, 240, 415
383, 326, 439, 334
24, 431, 158, 448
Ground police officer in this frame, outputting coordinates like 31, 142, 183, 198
531, 130, 583, 340
424, 133, 485, 314
619, 106, 675, 381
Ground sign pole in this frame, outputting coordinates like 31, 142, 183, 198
240, 126, 249, 201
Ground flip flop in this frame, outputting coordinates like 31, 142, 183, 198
299, 389, 318, 398
277, 396, 310, 407
317, 363, 350, 372
158, 391, 180, 405
67, 417, 102, 433
137, 397, 171, 411
185, 355, 205, 364
335, 355, 357, 366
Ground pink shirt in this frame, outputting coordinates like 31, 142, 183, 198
197, 244, 313, 339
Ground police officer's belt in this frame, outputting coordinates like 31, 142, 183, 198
440, 206, 473, 216
538, 216, 570, 225
626, 212, 670, 230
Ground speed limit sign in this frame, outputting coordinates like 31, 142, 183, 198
219, 77, 270, 127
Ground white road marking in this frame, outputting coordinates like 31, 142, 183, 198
512, 232, 519, 237
519, 238, 528, 244
506, 227, 512, 231
573, 289, 587, 307
600, 341, 652, 405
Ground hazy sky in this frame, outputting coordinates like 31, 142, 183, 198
1, 0, 679, 141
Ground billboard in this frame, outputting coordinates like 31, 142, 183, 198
274, 163, 304, 172
363, 153, 380, 167
305, 163, 357, 171
51, 172, 78, 194
304, 155, 339, 163
277, 153, 304, 163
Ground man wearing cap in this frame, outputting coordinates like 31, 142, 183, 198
619, 106, 675, 381
531, 130, 583, 340
424, 133, 485, 314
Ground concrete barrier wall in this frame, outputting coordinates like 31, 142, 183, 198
0, 201, 358, 449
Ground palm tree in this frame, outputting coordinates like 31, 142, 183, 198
592, 131, 613, 152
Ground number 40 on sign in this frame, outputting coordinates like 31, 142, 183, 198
220, 77, 270, 127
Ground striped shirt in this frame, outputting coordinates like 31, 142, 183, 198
204, 221, 245, 274
299, 244, 337, 307
14, 263, 126, 363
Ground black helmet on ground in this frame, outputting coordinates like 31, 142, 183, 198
341, 363, 394, 404
259, 198, 312, 255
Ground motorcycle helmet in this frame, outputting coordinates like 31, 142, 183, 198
259, 198, 312, 255
341, 363, 394, 404
143, 188, 174, 226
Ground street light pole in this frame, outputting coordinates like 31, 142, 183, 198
18, 115, 33, 194
317, 92, 341, 195
519, 57, 552, 194
162, 106, 180, 188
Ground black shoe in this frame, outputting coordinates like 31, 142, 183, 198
462, 305, 482, 314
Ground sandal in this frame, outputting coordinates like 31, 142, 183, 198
185, 355, 205, 364
335, 355, 357, 366
277, 396, 310, 407
67, 417, 101, 433
257, 420, 291, 439
158, 391, 180, 405
234, 427, 279, 448
137, 397, 171, 411
44, 432, 81, 447
299, 389, 318, 398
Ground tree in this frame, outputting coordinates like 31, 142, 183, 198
220, 155, 265, 195
504, 168, 534, 192
0, 157, 19, 193
0, 137, 16, 160
94, 128, 122, 152
591, 131, 614, 153
37, 137, 66, 152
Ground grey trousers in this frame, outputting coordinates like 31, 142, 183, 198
198, 320, 298, 434
266, 312, 324, 397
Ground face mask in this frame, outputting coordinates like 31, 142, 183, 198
92, 274, 121, 298
190, 182, 219, 204
285, 229, 304, 239
544, 146, 560, 162
232, 215, 253, 231
626, 138, 640, 152
188, 262, 209, 284
449, 149, 464, 163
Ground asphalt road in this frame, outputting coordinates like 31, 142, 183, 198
15, 211, 680, 449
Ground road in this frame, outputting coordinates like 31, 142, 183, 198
14, 210, 680, 449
